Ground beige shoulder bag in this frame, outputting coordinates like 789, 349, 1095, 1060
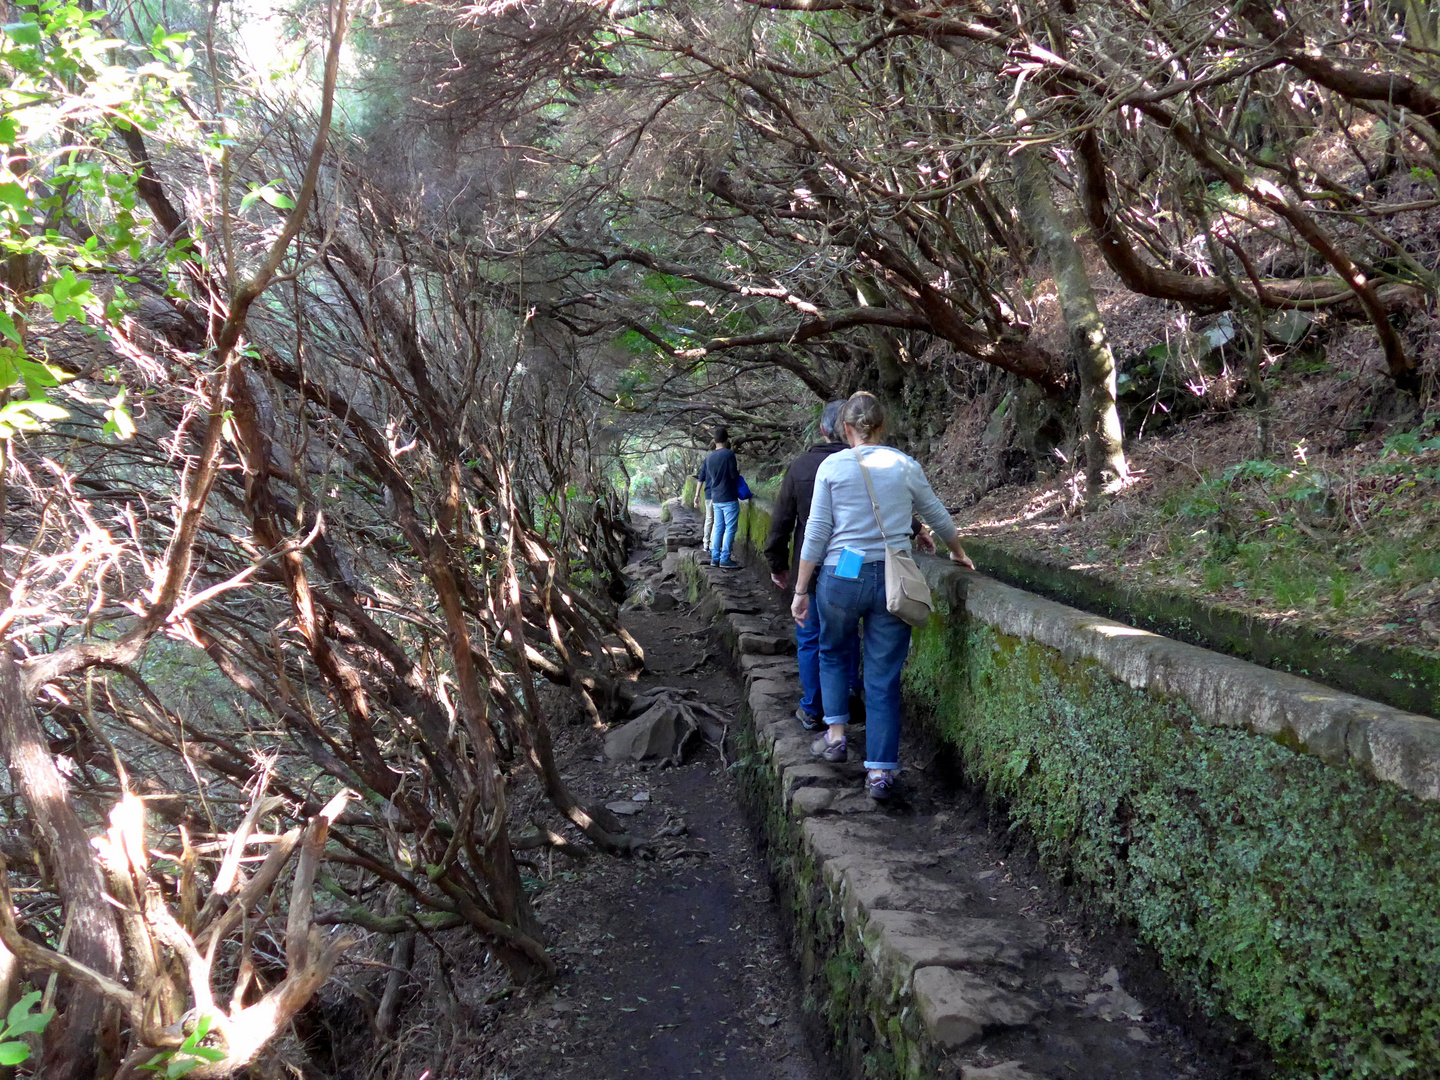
852, 448, 933, 627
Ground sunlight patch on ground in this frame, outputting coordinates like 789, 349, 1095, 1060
970, 486, 1066, 530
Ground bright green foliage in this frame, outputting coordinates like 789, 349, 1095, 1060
0, 2, 193, 436
905, 610, 1440, 1079
0, 990, 56, 1067
139, 1013, 227, 1078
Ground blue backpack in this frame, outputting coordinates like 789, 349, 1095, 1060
737, 475, 752, 500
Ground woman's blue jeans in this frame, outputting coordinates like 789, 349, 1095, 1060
817, 562, 911, 771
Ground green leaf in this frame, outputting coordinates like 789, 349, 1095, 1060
2, 20, 42, 45
257, 186, 295, 210
18, 400, 68, 421
0, 182, 27, 211
5, 991, 41, 1031
0, 1041, 30, 1066
3, 1008, 53, 1037
240, 183, 294, 214
0, 399, 68, 432
103, 388, 134, 439
15, 354, 61, 393
0, 311, 19, 344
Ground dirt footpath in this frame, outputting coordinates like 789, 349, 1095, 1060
465, 523, 828, 1080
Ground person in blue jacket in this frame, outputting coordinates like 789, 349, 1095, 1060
699, 427, 743, 569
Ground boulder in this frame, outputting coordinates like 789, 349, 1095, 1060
603, 703, 695, 765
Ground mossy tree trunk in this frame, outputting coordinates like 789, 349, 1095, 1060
1013, 144, 1128, 501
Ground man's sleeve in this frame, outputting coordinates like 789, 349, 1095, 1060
764, 465, 799, 574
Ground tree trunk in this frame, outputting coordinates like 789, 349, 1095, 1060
1013, 144, 1128, 500
853, 275, 910, 443
376, 928, 416, 1039
0, 650, 123, 1079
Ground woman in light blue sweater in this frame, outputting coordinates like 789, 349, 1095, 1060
789, 392, 973, 800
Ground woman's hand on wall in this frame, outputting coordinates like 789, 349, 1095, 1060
950, 548, 976, 570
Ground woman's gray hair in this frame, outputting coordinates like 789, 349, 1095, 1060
819, 399, 846, 440
841, 392, 885, 439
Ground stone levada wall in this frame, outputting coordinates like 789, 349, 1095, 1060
906, 566, 1440, 1080
731, 496, 1440, 1080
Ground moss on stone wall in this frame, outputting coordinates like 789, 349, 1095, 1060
964, 538, 1440, 720
732, 719, 935, 1080
904, 603, 1440, 1079
738, 498, 774, 559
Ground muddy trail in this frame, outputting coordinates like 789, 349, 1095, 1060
427, 507, 1258, 1080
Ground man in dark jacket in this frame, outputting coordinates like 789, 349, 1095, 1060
764, 401, 861, 729
700, 427, 743, 569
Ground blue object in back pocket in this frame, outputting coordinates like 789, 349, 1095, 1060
834, 546, 864, 579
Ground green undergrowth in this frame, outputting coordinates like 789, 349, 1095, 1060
905, 610, 1440, 1079
1118, 430, 1440, 641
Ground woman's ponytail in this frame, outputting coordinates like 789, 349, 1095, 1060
841, 392, 885, 440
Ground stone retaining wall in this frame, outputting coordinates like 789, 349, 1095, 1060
960, 538, 1440, 719
903, 564, 1440, 1079
723, 500, 1440, 1079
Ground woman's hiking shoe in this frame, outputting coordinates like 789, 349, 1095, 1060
810, 732, 847, 763
796, 708, 824, 732
867, 770, 897, 801
718, 558, 743, 569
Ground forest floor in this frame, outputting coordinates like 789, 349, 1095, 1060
931, 318, 1440, 664
346, 513, 827, 1080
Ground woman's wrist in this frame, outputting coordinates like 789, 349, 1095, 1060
792, 557, 816, 594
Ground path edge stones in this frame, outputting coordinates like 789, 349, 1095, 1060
677, 550, 1049, 1080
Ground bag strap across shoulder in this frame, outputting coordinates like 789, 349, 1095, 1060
851, 446, 895, 550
